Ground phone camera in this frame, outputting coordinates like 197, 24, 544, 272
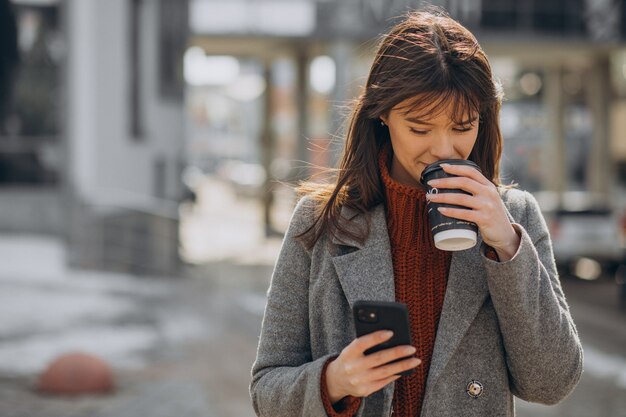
358, 308, 378, 323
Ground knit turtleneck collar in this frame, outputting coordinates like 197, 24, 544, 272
378, 146, 427, 198
378, 146, 434, 249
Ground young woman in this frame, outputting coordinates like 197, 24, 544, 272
250, 9, 582, 417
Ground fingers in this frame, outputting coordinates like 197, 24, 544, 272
436, 205, 479, 224
369, 356, 422, 380
364, 345, 417, 369
440, 163, 492, 186
428, 193, 497, 216
427, 191, 477, 210
338, 353, 421, 397
330, 332, 424, 398
343, 373, 402, 398
427, 176, 485, 196
429, 195, 498, 226
426, 163, 495, 195
347, 355, 421, 394
426, 165, 499, 214
349, 330, 394, 356
370, 374, 402, 393
351, 344, 421, 382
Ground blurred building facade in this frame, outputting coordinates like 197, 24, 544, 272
1, 0, 626, 272
0, 0, 188, 275
64, 0, 188, 275
0, 0, 61, 234
185, 0, 626, 234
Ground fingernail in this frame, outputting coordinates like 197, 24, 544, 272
406, 346, 417, 354
383, 330, 394, 338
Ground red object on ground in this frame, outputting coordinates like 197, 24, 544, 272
38, 352, 115, 395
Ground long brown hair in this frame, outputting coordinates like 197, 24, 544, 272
297, 8, 504, 249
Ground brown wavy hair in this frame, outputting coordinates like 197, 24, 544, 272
297, 8, 504, 249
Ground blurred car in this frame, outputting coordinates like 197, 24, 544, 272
534, 191, 626, 280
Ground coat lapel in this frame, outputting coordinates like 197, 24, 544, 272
330, 204, 396, 307
330, 203, 396, 416
424, 243, 490, 391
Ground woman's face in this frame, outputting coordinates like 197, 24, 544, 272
380, 97, 479, 187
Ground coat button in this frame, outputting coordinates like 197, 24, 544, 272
466, 380, 483, 398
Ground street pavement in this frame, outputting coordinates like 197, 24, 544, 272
0, 178, 625, 417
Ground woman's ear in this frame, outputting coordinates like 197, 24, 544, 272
379, 115, 388, 125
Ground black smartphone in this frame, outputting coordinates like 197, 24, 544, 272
352, 300, 414, 376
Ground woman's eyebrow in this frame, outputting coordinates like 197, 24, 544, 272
404, 117, 433, 125
457, 116, 479, 125
404, 116, 478, 125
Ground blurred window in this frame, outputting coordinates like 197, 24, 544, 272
189, 0, 315, 37
159, 0, 187, 100
309, 56, 335, 95
185, 54, 265, 171
0, 1, 61, 186
481, 0, 588, 36
129, 0, 143, 140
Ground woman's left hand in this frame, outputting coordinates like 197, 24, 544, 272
425, 163, 520, 261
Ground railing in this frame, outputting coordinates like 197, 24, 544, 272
66, 189, 182, 277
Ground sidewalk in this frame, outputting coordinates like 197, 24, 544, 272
0, 177, 285, 417
0, 234, 219, 417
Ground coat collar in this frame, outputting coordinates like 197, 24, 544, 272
330, 203, 492, 399
330, 204, 396, 305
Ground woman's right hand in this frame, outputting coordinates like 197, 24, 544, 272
325, 330, 421, 403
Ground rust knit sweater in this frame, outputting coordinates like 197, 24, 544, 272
321, 148, 452, 417
381, 147, 452, 417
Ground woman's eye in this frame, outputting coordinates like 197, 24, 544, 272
453, 126, 473, 133
409, 128, 429, 135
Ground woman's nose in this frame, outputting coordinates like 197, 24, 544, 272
430, 134, 458, 160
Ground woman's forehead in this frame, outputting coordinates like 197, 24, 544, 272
392, 94, 478, 121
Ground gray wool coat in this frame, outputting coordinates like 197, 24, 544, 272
250, 188, 583, 417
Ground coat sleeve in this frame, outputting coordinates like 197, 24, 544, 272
250, 197, 337, 417
481, 190, 583, 405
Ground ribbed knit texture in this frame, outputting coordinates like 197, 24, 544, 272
380, 146, 451, 417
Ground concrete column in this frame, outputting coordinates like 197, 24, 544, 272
295, 44, 310, 182
585, 57, 612, 197
329, 40, 353, 168
66, 0, 98, 201
543, 65, 567, 196
261, 58, 275, 236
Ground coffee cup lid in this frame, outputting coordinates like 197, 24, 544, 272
420, 159, 481, 185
